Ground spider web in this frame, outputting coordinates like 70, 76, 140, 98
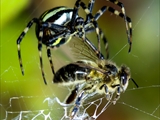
0, 0, 159, 120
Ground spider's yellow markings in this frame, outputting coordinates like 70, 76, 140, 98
52, 38, 64, 46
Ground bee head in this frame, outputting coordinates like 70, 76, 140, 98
118, 65, 131, 92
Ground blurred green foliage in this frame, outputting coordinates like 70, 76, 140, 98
0, 0, 30, 29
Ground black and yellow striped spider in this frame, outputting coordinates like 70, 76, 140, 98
17, 0, 132, 85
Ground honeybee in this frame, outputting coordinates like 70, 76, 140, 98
53, 37, 138, 119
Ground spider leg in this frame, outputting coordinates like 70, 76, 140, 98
86, 5, 132, 56
85, 0, 133, 57
84, 37, 104, 59
77, 0, 102, 58
107, 0, 132, 52
37, 22, 58, 85
46, 46, 55, 75
88, 5, 110, 59
86, 0, 95, 22
85, 6, 109, 59
86, 0, 132, 54
72, 0, 107, 59
71, 1, 88, 43
39, 22, 71, 84
88, 0, 95, 14
94, 4, 133, 56
99, 29, 109, 59
70, 0, 80, 29
17, 18, 39, 75
17, 20, 69, 85
38, 27, 47, 84
85, 26, 109, 60
107, 6, 132, 52
94, 6, 107, 21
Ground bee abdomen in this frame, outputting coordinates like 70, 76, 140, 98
53, 63, 91, 84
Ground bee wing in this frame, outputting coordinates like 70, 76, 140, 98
73, 61, 107, 74
69, 36, 104, 62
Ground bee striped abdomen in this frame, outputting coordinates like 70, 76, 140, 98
53, 63, 91, 84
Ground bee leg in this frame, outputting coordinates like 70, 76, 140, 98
104, 84, 111, 101
70, 91, 85, 119
66, 84, 79, 104
113, 86, 121, 105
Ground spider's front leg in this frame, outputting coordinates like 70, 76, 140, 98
85, 5, 109, 59
85, 0, 95, 23
106, 0, 132, 52
73, 0, 102, 56
17, 18, 40, 76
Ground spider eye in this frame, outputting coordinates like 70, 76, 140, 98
75, 17, 84, 26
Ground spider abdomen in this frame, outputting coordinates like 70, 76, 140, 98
35, 6, 75, 47
40, 6, 73, 25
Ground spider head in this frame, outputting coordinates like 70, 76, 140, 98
75, 17, 85, 27
74, 17, 85, 38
